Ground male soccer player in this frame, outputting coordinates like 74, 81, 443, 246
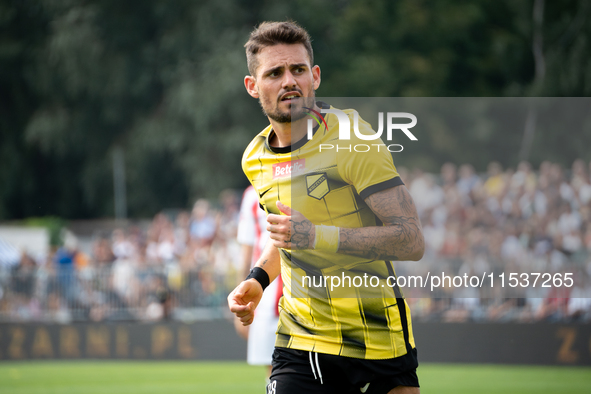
228, 21, 424, 394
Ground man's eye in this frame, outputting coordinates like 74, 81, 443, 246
269, 71, 280, 77
295, 67, 305, 73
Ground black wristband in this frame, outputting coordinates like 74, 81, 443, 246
246, 267, 270, 291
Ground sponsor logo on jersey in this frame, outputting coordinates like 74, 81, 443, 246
273, 159, 305, 179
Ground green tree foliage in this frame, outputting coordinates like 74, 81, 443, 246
1, 0, 590, 219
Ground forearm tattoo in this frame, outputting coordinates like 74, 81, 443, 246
290, 217, 314, 249
339, 186, 424, 261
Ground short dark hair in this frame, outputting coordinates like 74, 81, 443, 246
244, 21, 314, 76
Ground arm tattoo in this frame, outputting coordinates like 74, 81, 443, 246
339, 186, 424, 261
395, 185, 415, 215
290, 217, 313, 249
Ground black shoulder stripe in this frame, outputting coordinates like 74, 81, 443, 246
359, 177, 404, 200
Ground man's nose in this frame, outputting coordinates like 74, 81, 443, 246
281, 70, 297, 89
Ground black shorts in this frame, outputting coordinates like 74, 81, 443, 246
267, 347, 419, 394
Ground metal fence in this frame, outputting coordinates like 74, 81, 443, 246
1, 252, 590, 323
0, 262, 237, 323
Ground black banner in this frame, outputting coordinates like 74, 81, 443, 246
0, 321, 245, 360
412, 322, 591, 366
0, 321, 590, 365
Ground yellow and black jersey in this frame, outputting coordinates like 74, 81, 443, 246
242, 102, 415, 360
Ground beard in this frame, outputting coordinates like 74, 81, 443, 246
259, 93, 315, 124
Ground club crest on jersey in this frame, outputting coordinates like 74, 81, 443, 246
273, 159, 305, 179
306, 172, 329, 200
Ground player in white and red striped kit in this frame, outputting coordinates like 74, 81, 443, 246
236, 185, 283, 375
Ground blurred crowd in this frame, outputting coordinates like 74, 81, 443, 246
399, 159, 591, 323
1, 160, 591, 323
1, 191, 243, 323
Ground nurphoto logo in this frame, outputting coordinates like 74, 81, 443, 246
304, 107, 417, 153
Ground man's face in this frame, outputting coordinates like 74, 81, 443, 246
245, 43, 321, 123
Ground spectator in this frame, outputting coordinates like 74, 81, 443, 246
54, 231, 80, 303
92, 233, 115, 265
483, 161, 505, 197
410, 171, 444, 214
189, 199, 216, 247
112, 229, 135, 260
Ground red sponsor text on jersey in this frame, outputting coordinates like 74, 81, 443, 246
273, 159, 305, 179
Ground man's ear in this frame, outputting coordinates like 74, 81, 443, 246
244, 75, 259, 98
312, 65, 321, 91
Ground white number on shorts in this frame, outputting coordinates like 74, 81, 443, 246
267, 380, 277, 394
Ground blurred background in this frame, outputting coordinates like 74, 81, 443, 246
1, 0, 591, 369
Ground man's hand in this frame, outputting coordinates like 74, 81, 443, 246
227, 279, 263, 326
267, 201, 315, 249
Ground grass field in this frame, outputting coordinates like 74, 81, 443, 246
0, 361, 590, 394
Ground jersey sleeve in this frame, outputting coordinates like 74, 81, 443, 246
337, 114, 404, 200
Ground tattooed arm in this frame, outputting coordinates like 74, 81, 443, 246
338, 185, 424, 261
267, 186, 424, 261
267, 201, 316, 249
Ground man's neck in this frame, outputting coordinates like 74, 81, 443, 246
268, 102, 320, 148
